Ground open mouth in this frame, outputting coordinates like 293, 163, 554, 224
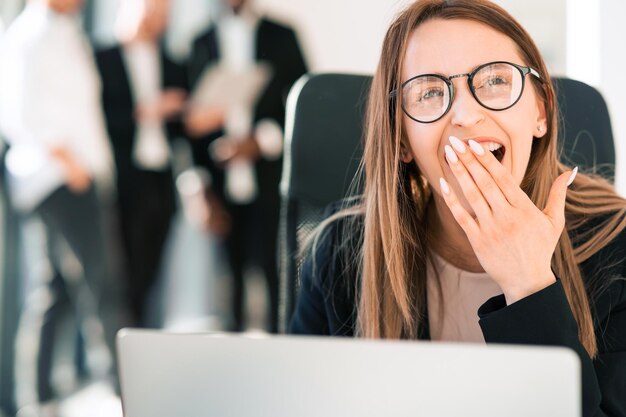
485, 142, 506, 163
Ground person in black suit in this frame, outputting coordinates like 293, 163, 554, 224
185, 0, 307, 332
290, 1, 626, 416
95, 0, 187, 326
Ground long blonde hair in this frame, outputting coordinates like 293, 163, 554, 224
319, 0, 626, 358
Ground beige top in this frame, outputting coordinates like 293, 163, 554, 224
427, 252, 503, 343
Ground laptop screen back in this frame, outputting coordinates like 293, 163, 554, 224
117, 330, 581, 417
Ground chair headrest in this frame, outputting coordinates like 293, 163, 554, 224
281, 73, 372, 206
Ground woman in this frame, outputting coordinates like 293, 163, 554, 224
289, 1, 626, 416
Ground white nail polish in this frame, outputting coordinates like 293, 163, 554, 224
468, 139, 485, 156
567, 166, 578, 186
440, 177, 450, 195
444, 145, 458, 163
449, 136, 466, 153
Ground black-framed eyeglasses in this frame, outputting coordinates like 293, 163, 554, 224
390, 61, 543, 123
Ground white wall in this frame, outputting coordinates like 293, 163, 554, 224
256, 0, 567, 73
256, 0, 413, 73
599, 1, 626, 195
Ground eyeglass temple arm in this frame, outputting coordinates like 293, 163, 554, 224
529, 67, 541, 79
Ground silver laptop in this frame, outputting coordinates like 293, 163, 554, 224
117, 329, 581, 417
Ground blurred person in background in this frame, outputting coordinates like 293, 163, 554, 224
0, 13, 19, 417
95, 0, 187, 327
185, 0, 307, 333
0, 0, 128, 412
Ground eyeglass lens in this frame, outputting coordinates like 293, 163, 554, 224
402, 62, 524, 122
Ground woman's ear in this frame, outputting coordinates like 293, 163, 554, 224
534, 97, 548, 138
534, 122, 547, 138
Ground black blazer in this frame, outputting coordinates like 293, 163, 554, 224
187, 17, 307, 207
95, 44, 187, 197
290, 212, 626, 417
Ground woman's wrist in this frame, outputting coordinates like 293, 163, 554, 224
502, 271, 557, 305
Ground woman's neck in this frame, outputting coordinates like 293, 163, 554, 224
426, 194, 485, 273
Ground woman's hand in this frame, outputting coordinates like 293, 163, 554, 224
439, 135, 577, 305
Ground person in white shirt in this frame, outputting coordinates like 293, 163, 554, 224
0, 0, 127, 406
95, 0, 187, 326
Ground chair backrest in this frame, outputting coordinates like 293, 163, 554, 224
553, 77, 615, 180
278, 73, 615, 332
277, 73, 370, 332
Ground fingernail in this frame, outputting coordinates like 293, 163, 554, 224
449, 136, 466, 153
468, 139, 485, 156
567, 166, 578, 186
440, 177, 450, 195
444, 145, 458, 163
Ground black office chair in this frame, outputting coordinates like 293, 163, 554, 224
553, 77, 615, 181
277, 73, 616, 332
277, 74, 370, 332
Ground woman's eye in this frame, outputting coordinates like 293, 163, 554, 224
419, 88, 444, 101
478, 76, 509, 89
488, 76, 507, 86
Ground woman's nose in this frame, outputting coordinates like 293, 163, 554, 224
449, 81, 485, 128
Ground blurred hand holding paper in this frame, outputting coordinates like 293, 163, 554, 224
191, 62, 272, 110
191, 63, 272, 204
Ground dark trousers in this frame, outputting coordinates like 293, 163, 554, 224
226, 201, 279, 333
118, 169, 175, 326
36, 268, 88, 401
0, 175, 20, 415
34, 185, 127, 401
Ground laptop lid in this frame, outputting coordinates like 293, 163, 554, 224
117, 329, 581, 417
